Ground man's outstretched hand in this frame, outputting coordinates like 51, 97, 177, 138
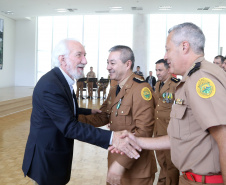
111, 130, 141, 159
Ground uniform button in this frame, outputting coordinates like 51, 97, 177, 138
112, 110, 113, 113
107, 110, 109, 112
157, 118, 158, 120
157, 111, 158, 113
121, 111, 124, 114
157, 105, 159, 107
110, 121, 112, 124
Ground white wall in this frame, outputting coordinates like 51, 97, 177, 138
14, 18, 37, 86
0, 15, 16, 88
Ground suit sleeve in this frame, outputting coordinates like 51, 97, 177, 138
78, 96, 109, 127
42, 83, 111, 149
78, 108, 91, 115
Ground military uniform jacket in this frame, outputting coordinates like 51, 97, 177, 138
87, 71, 96, 78
154, 77, 179, 136
168, 57, 226, 175
79, 73, 157, 178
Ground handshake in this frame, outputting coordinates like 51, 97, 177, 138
110, 130, 141, 159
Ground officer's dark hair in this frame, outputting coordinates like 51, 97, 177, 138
155, 59, 169, 69
214, 55, 224, 64
109, 45, 135, 70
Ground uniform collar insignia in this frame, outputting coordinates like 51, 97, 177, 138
187, 62, 201, 77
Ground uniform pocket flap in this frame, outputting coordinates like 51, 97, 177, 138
117, 105, 131, 116
170, 104, 186, 119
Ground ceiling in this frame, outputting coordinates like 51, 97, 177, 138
0, 0, 226, 20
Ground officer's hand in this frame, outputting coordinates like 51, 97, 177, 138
107, 161, 125, 185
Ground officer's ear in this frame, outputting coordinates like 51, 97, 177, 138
126, 60, 132, 69
182, 41, 190, 54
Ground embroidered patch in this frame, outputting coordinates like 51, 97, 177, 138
196, 78, 215, 98
141, 87, 152, 101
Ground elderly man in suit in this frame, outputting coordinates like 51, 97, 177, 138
22, 39, 140, 185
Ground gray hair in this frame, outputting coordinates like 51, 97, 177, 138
109, 45, 135, 70
52, 38, 78, 67
168, 22, 205, 55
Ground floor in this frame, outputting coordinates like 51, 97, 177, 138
0, 92, 159, 185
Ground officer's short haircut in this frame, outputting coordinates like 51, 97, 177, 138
155, 59, 169, 69
109, 45, 135, 70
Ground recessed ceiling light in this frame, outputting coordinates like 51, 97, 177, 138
55, 9, 67, 13
2, 10, 14, 15
109, 7, 123, 11
159, 6, 172, 10
212, 6, 226, 11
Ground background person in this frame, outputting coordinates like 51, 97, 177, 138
213, 55, 224, 68
154, 59, 180, 185
87, 66, 96, 99
146, 70, 156, 91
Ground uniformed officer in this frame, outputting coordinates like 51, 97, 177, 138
79, 45, 157, 185
86, 66, 96, 98
154, 59, 180, 185
76, 76, 86, 99
111, 23, 226, 185
97, 77, 109, 99
134, 66, 144, 77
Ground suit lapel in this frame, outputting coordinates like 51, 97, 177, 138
53, 67, 74, 111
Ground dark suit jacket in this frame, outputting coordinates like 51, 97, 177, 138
146, 76, 156, 90
22, 67, 111, 185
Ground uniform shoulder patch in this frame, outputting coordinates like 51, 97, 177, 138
188, 62, 201, 76
196, 77, 216, 98
141, 87, 152, 101
133, 77, 145, 83
171, 77, 180, 83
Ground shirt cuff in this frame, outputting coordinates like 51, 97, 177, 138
109, 131, 113, 145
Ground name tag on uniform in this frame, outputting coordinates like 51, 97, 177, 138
174, 98, 184, 105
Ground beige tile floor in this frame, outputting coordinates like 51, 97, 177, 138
0, 97, 159, 185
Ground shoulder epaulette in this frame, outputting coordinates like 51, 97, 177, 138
133, 77, 145, 83
187, 62, 201, 76
171, 77, 180, 83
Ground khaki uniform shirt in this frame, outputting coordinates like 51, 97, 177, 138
79, 73, 157, 178
87, 71, 96, 78
168, 57, 226, 175
154, 77, 179, 136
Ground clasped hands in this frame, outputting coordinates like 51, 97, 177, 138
107, 130, 140, 185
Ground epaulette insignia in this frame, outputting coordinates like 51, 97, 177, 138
171, 77, 180, 83
133, 77, 145, 83
187, 62, 201, 76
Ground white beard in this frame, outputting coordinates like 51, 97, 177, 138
65, 59, 84, 80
